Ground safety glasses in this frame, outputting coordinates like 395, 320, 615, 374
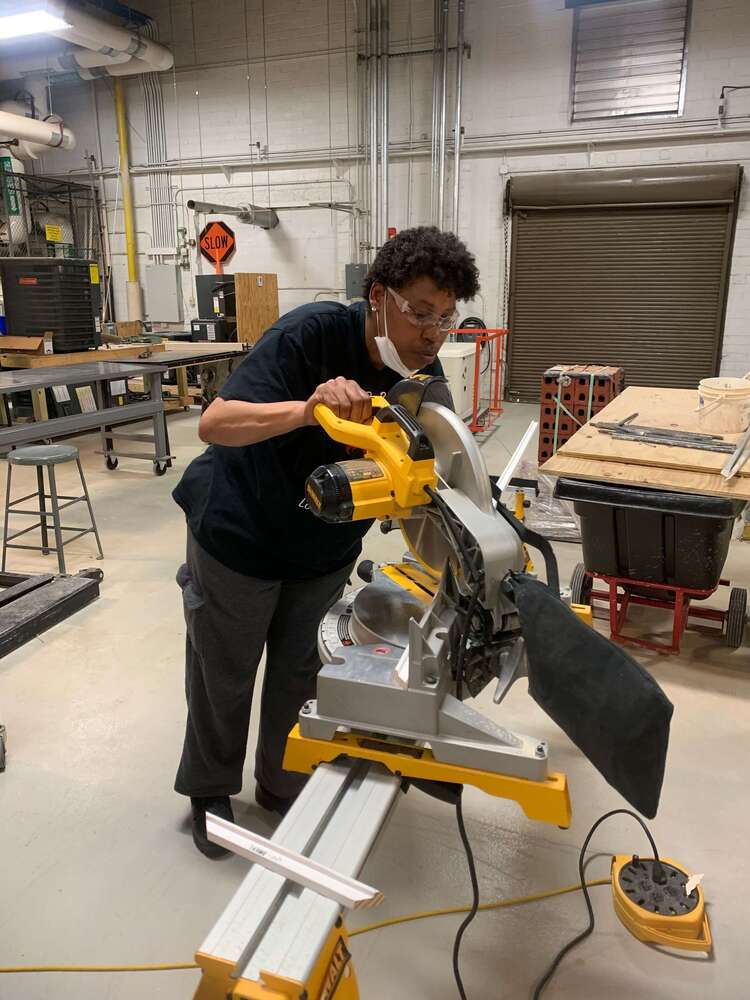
387, 287, 458, 332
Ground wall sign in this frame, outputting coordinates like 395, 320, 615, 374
199, 221, 236, 265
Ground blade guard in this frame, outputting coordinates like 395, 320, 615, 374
313, 399, 438, 515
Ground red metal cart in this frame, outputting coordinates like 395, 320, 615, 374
571, 564, 747, 655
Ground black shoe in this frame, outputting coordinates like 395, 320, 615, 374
255, 784, 295, 816
190, 795, 234, 859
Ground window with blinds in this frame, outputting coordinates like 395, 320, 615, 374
570, 0, 690, 122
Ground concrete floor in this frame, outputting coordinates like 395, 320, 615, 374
0, 403, 748, 1000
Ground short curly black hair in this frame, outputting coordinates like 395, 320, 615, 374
363, 226, 480, 301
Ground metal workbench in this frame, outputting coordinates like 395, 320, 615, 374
0, 361, 171, 474
99, 344, 249, 410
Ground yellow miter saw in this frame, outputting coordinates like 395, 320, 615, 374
290, 381, 673, 822
194, 383, 688, 1000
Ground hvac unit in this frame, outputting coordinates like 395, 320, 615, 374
0, 257, 101, 352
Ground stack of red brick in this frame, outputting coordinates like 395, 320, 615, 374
538, 364, 625, 464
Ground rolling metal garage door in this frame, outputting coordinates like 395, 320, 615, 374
505, 164, 743, 401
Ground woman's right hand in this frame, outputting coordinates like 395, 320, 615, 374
304, 377, 372, 426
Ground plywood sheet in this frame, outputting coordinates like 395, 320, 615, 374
235, 272, 280, 345
541, 452, 750, 502
557, 385, 748, 478
0, 343, 166, 369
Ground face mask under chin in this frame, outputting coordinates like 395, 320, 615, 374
373, 306, 421, 379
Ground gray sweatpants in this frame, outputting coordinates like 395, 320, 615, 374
174, 531, 352, 799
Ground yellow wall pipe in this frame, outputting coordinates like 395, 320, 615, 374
113, 78, 142, 319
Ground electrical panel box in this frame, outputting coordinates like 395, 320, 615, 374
438, 342, 476, 420
146, 264, 182, 323
345, 263, 367, 300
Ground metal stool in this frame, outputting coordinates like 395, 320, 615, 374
1, 445, 104, 575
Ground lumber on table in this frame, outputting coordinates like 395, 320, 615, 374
555, 385, 749, 480
541, 451, 750, 501
0, 343, 166, 369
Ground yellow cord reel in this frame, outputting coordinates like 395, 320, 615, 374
611, 855, 712, 953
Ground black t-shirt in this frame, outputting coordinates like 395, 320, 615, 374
172, 300, 444, 579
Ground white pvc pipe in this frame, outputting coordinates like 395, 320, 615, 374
90, 57, 156, 78
0, 109, 75, 151
71, 48, 133, 68
47, 0, 173, 73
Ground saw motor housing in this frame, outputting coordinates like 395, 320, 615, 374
305, 398, 438, 523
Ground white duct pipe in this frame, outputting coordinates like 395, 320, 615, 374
0, 100, 46, 159
68, 47, 133, 68
47, 1, 173, 73
76, 57, 155, 79
0, 108, 75, 152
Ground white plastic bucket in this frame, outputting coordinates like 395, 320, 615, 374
697, 374, 750, 433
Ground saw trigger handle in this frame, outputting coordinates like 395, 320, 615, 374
377, 404, 434, 461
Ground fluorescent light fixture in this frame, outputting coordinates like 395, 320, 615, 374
0, 7, 71, 41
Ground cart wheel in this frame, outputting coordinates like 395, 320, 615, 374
154, 461, 168, 477
105, 456, 118, 470
725, 587, 747, 648
570, 563, 593, 606
0, 725, 6, 772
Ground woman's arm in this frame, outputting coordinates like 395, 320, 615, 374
198, 377, 373, 447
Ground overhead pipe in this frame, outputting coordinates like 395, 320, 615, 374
63, 47, 133, 69
379, 0, 389, 245
430, 0, 442, 224
46, 1, 173, 74
452, 0, 465, 233
113, 78, 143, 321
0, 106, 75, 155
77, 57, 156, 79
437, 0, 450, 229
369, 0, 379, 254
186, 199, 280, 230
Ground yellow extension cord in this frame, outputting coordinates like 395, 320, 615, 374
0, 878, 611, 975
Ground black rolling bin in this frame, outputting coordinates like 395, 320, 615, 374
555, 478, 747, 654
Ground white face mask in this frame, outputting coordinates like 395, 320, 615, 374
372, 302, 420, 379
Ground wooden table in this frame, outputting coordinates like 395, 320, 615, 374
541, 385, 750, 501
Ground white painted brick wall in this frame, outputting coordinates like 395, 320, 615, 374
28, 0, 750, 373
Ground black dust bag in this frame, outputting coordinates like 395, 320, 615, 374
508, 573, 673, 819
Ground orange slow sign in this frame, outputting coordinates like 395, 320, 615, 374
199, 221, 236, 264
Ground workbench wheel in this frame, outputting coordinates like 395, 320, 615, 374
105, 456, 118, 470
154, 461, 168, 477
570, 563, 592, 606
725, 587, 747, 648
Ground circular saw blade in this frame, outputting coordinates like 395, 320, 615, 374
399, 402, 493, 574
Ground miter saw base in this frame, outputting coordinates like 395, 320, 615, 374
284, 725, 571, 827
299, 686, 549, 782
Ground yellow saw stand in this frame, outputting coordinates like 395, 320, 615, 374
193, 743, 571, 1000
